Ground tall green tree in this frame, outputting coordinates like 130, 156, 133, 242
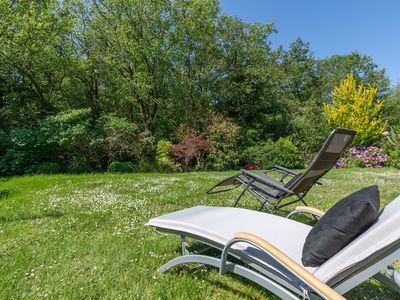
0, 0, 75, 115
383, 84, 400, 126
317, 52, 390, 100
212, 15, 278, 141
90, 0, 177, 134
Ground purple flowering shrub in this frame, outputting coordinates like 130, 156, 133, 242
335, 146, 388, 168
334, 157, 347, 168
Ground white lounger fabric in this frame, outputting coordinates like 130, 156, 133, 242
315, 195, 400, 282
147, 196, 400, 283
146, 206, 317, 274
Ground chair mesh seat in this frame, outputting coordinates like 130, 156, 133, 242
237, 174, 284, 198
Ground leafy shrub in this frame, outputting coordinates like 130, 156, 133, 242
42, 109, 93, 148
242, 137, 304, 169
175, 125, 197, 142
0, 129, 9, 157
66, 162, 93, 174
383, 84, 400, 126
241, 129, 262, 148
380, 126, 400, 169
289, 99, 331, 161
156, 140, 179, 172
387, 149, 400, 169
41, 109, 99, 167
36, 162, 61, 174
205, 114, 240, 170
137, 161, 159, 173
385, 126, 400, 149
99, 115, 143, 163
107, 161, 136, 173
0, 150, 31, 175
41, 111, 147, 171
324, 73, 387, 146
172, 135, 211, 171
0, 126, 54, 175
156, 140, 173, 163
345, 156, 365, 168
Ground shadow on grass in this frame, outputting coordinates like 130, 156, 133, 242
197, 270, 273, 299
170, 263, 275, 299
170, 257, 398, 300
171, 241, 399, 299
0, 210, 64, 223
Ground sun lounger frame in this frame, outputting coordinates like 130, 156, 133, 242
155, 227, 400, 299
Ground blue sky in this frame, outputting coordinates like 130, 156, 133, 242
219, 0, 400, 86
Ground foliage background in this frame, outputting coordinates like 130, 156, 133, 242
0, 0, 398, 175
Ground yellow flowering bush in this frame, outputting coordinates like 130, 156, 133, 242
324, 73, 387, 145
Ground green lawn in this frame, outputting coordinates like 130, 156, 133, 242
1, 168, 400, 299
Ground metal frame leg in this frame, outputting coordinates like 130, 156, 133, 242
259, 200, 273, 212
233, 179, 255, 207
158, 254, 300, 300
373, 272, 400, 294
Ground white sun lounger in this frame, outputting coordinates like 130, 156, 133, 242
146, 196, 400, 299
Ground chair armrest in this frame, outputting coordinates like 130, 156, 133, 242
272, 166, 322, 185
273, 165, 298, 176
234, 232, 345, 300
240, 169, 294, 195
287, 206, 326, 219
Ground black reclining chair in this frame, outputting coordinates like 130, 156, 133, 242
207, 128, 356, 211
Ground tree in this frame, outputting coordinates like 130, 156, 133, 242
0, 0, 75, 115
279, 39, 321, 104
0, 0, 394, 174
212, 15, 279, 140
383, 84, 400, 126
317, 52, 390, 101
278, 39, 326, 148
90, 0, 177, 135
324, 73, 387, 145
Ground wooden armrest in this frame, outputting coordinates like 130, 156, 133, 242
234, 232, 345, 300
294, 206, 325, 218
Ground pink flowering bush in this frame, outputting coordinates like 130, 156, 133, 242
335, 146, 388, 168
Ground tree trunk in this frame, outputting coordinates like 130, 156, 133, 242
29, 78, 48, 114
89, 79, 100, 119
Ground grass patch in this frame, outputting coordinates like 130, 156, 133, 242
0, 169, 399, 299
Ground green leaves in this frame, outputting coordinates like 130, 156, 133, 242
0, 0, 393, 174
0, 0, 75, 113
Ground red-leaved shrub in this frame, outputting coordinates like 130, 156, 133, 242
172, 135, 210, 171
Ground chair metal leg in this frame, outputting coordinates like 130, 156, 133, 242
233, 179, 255, 207
259, 201, 272, 213
233, 187, 247, 207
300, 197, 308, 207
374, 271, 400, 294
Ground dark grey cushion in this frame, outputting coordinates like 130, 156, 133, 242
302, 186, 380, 267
